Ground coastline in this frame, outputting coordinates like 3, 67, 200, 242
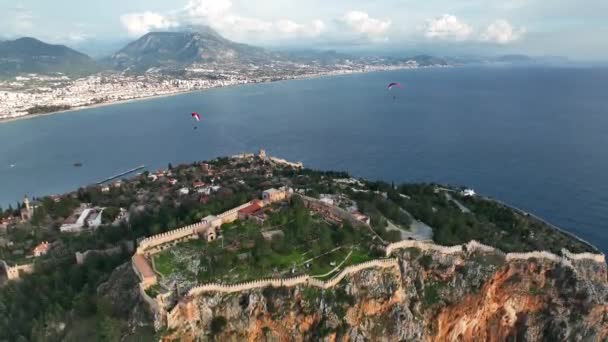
0, 66, 425, 125
0, 89, 207, 124
481, 195, 602, 254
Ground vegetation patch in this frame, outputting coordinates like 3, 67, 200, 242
423, 281, 447, 308
153, 200, 378, 288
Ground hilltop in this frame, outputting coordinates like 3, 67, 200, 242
108, 27, 282, 73
0, 152, 604, 341
0, 37, 99, 77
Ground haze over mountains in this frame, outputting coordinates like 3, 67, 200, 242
0, 37, 99, 77
0, 26, 565, 77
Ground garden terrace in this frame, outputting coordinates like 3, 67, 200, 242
152, 198, 380, 292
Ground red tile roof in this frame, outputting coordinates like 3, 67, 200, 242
238, 203, 262, 215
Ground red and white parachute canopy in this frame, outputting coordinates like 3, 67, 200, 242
191, 112, 201, 122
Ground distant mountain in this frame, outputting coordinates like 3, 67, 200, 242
0, 37, 99, 77
446, 54, 571, 66
409, 55, 449, 66
109, 26, 281, 72
495, 54, 534, 63
280, 49, 352, 65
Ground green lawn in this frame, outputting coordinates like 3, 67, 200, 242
152, 200, 379, 286
153, 252, 176, 276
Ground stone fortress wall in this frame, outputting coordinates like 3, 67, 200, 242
0, 260, 34, 280
181, 239, 606, 300
297, 194, 370, 227
186, 258, 399, 297
135, 201, 264, 256
159, 238, 605, 329
129, 176, 606, 330
385, 239, 606, 266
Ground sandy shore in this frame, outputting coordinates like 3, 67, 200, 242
0, 67, 419, 125
0, 89, 206, 124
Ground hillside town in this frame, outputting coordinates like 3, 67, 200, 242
1, 149, 599, 284
0, 60, 423, 121
0, 150, 605, 340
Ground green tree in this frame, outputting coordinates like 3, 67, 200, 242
209, 316, 227, 337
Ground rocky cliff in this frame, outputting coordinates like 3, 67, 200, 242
162, 247, 608, 341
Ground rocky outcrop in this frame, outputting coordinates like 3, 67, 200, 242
165, 247, 608, 341
96, 263, 155, 336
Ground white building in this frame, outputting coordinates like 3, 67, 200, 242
86, 209, 104, 228
462, 189, 476, 197
179, 188, 190, 195
60, 207, 105, 232
319, 194, 335, 206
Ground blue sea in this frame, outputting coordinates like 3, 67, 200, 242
1, 66, 607, 253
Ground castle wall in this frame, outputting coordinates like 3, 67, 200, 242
297, 194, 369, 227
385, 239, 605, 270
149, 236, 608, 331
2, 261, 35, 280
131, 184, 607, 332
186, 258, 400, 296
76, 241, 135, 264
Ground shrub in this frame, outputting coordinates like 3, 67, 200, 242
419, 254, 433, 269
209, 316, 227, 336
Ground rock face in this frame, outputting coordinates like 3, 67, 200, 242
110, 27, 279, 72
96, 263, 154, 333
165, 248, 608, 341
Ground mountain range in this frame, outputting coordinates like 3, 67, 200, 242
0, 37, 99, 77
0, 26, 561, 77
108, 27, 282, 72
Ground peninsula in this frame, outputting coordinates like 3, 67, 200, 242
0, 151, 605, 341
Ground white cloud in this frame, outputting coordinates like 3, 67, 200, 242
66, 32, 90, 42
0, 5, 35, 35
120, 12, 178, 37
480, 19, 525, 44
423, 14, 473, 41
183, 0, 324, 39
339, 11, 391, 39
120, 0, 328, 42
184, 0, 233, 18
276, 19, 326, 37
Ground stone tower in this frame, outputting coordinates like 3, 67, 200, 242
259, 149, 267, 160
20, 195, 32, 222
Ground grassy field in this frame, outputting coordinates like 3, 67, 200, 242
153, 200, 379, 286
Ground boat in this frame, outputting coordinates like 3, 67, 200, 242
73, 162, 83, 167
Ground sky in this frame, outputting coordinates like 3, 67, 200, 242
1, 0, 607, 60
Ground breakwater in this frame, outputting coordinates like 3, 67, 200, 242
97, 165, 146, 185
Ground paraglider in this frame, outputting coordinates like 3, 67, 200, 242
191, 112, 201, 130
387, 82, 403, 101
387, 82, 403, 90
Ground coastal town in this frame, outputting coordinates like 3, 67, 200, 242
0, 60, 422, 121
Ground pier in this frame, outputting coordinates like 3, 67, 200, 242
97, 165, 146, 185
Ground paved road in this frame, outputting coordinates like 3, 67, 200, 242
444, 193, 471, 213
386, 209, 434, 241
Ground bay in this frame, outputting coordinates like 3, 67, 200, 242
1, 66, 607, 252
